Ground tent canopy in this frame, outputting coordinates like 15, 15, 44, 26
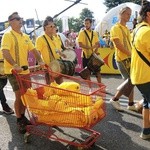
95, 2, 141, 36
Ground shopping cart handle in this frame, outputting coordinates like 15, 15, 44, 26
28, 64, 49, 70
21, 65, 28, 70
12, 65, 48, 74
11, 65, 29, 75
28, 65, 41, 70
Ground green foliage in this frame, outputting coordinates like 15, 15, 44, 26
35, 20, 43, 26
68, 17, 82, 32
54, 18, 63, 32
53, 8, 94, 32
79, 8, 94, 21
104, 0, 142, 11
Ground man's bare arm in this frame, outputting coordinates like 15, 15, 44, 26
113, 38, 131, 56
78, 42, 91, 50
2, 49, 23, 72
2, 49, 17, 66
31, 49, 43, 63
92, 42, 100, 50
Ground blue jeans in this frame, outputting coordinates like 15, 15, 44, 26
0, 77, 7, 107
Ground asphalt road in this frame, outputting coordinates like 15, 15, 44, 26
0, 74, 150, 150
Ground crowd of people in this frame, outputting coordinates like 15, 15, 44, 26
0, 0, 150, 141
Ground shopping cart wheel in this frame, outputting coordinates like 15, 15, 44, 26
77, 147, 90, 150
68, 145, 91, 150
24, 132, 31, 143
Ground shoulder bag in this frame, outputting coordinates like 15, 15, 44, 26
116, 26, 134, 97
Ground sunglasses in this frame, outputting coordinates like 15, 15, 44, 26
46, 25, 56, 28
10, 17, 23, 21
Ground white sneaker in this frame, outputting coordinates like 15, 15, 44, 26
127, 104, 138, 112
140, 133, 150, 140
89, 89, 92, 94
109, 99, 123, 111
106, 88, 109, 92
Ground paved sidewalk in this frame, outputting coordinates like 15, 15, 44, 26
0, 75, 149, 150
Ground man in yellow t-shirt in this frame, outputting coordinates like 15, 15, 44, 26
130, 1, 150, 139
109, 7, 137, 112
0, 50, 14, 114
1, 12, 44, 134
35, 16, 64, 84
36, 17, 60, 64
78, 18, 101, 83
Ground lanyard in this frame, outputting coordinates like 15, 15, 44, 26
43, 35, 55, 62
11, 31, 20, 65
84, 30, 94, 47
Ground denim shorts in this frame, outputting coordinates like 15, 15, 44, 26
136, 82, 150, 109
116, 58, 130, 80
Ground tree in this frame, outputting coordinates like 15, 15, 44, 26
68, 17, 82, 32
54, 18, 63, 32
104, 0, 142, 11
54, 8, 95, 33
79, 8, 94, 21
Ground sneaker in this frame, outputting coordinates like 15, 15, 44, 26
109, 99, 123, 111
106, 88, 109, 92
140, 133, 150, 140
127, 104, 138, 112
17, 119, 27, 134
17, 116, 31, 134
22, 116, 31, 125
89, 89, 92, 94
2, 103, 14, 115
134, 101, 143, 114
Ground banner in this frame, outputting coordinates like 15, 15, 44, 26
0, 22, 5, 31
98, 48, 119, 74
75, 47, 120, 74
26, 18, 35, 28
28, 51, 36, 66
75, 48, 82, 73
61, 16, 69, 32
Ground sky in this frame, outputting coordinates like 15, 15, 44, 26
0, 0, 107, 22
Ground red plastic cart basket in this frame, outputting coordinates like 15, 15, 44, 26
12, 66, 106, 149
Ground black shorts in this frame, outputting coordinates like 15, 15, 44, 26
136, 82, 150, 109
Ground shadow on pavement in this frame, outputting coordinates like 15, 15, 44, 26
1, 113, 68, 150
88, 104, 149, 150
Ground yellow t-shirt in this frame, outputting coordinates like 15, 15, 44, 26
77, 29, 99, 58
110, 23, 131, 61
35, 34, 60, 65
0, 50, 4, 75
1, 30, 34, 74
131, 22, 150, 84
53, 34, 63, 51
0, 50, 3, 60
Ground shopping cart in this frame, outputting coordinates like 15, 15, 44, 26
12, 65, 106, 149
